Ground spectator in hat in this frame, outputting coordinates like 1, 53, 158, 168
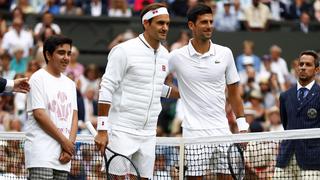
0, 53, 15, 80
248, 89, 265, 122
259, 76, 278, 109
10, 45, 29, 74
239, 56, 257, 84
239, 57, 260, 99
244, 106, 257, 125
266, 106, 283, 132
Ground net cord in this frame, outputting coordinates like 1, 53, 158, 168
1, 128, 320, 144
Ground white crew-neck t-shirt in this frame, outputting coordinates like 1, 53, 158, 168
25, 68, 77, 171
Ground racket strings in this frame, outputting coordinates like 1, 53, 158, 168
105, 150, 140, 180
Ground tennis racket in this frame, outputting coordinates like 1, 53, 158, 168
227, 143, 245, 180
86, 122, 141, 180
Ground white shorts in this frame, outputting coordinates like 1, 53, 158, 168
183, 128, 232, 176
106, 129, 156, 179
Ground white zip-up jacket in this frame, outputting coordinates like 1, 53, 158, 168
99, 34, 170, 135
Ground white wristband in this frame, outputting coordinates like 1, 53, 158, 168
236, 117, 249, 131
97, 116, 109, 131
161, 84, 171, 98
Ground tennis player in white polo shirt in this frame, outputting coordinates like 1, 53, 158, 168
94, 3, 179, 179
168, 3, 249, 180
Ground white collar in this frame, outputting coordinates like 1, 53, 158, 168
297, 80, 315, 91
187, 39, 215, 58
138, 33, 160, 52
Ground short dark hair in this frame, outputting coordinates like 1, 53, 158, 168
0, 53, 11, 61
187, 3, 212, 23
140, 3, 167, 28
43, 35, 72, 64
299, 50, 319, 68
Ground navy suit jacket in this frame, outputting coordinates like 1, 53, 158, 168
276, 83, 320, 170
0, 77, 7, 93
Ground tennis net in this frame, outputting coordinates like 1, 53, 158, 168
1, 128, 320, 180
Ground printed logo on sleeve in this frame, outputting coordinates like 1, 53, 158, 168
162, 65, 166, 71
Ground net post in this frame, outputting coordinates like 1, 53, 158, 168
179, 141, 185, 180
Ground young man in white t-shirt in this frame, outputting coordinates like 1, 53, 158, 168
168, 4, 249, 180
25, 35, 78, 179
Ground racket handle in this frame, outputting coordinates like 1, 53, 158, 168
85, 121, 106, 171
85, 121, 97, 137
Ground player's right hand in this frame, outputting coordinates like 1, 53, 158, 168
61, 138, 75, 156
94, 130, 108, 155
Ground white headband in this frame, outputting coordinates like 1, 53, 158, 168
142, 7, 169, 24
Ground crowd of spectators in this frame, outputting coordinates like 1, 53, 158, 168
0, 0, 318, 33
0, 0, 318, 139
0, 0, 318, 178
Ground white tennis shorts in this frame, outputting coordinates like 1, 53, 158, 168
106, 129, 156, 179
183, 128, 232, 176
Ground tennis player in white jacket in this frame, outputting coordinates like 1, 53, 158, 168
94, 3, 179, 179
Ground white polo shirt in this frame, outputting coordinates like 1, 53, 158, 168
169, 40, 240, 132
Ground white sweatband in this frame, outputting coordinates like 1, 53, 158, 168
142, 7, 169, 24
97, 116, 109, 131
236, 117, 249, 131
161, 84, 172, 98
5, 79, 14, 92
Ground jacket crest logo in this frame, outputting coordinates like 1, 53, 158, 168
307, 108, 317, 119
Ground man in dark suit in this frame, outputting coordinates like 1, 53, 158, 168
274, 50, 320, 179
292, 12, 315, 34
0, 77, 30, 93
